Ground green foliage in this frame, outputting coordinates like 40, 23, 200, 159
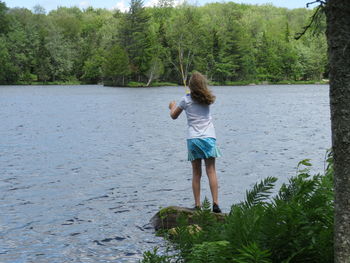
0, 36, 19, 83
102, 44, 130, 86
120, 0, 152, 79
151, 82, 178, 87
127, 81, 145, 87
45, 30, 74, 81
143, 152, 334, 262
242, 176, 277, 208
188, 241, 231, 263
165, 4, 205, 86
0, 1, 10, 34
235, 243, 271, 263
140, 247, 172, 263
192, 197, 220, 235
82, 51, 105, 83
0, 3, 327, 84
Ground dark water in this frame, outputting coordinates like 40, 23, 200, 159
0, 84, 331, 262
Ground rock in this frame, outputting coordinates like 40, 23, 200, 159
150, 206, 226, 231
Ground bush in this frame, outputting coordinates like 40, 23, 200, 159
127, 81, 145, 87
151, 82, 179, 87
142, 151, 334, 263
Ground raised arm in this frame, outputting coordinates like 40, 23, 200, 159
169, 101, 183, 119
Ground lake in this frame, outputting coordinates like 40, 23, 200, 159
0, 84, 331, 262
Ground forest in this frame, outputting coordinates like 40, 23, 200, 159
0, 0, 327, 86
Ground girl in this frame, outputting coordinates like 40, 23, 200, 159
169, 72, 222, 213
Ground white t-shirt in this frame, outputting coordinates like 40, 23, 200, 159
178, 94, 216, 139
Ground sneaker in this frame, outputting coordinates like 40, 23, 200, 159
212, 203, 222, 213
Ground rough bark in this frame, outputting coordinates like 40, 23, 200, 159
325, 1, 350, 262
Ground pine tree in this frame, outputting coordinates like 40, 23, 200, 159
103, 44, 130, 86
120, 0, 152, 82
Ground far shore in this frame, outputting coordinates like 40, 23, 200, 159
1, 79, 329, 87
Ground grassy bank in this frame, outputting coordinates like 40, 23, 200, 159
142, 152, 334, 263
2, 79, 328, 87
126, 81, 179, 87
6, 80, 83, 85
209, 80, 329, 86
105, 79, 329, 87
101, 80, 328, 88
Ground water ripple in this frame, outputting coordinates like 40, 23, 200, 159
0, 84, 331, 262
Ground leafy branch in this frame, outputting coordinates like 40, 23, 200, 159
295, 0, 327, 40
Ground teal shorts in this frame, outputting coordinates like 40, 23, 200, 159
187, 137, 222, 161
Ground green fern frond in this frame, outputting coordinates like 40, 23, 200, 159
193, 197, 217, 230
235, 242, 272, 263
202, 197, 211, 212
141, 247, 172, 263
324, 149, 333, 177
296, 159, 312, 176
189, 241, 231, 263
297, 159, 312, 168
242, 176, 278, 209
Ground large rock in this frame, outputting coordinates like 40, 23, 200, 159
150, 206, 226, 231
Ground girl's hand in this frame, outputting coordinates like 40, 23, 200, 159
169, 101, 176, 110
169, 101, 183, 119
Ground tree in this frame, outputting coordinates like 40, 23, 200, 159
214, 14, 242, 82
166, 4, 204, 86
31, 7, 52, 82
150, 0, 174, 83
0, 1, 9, 34
144, 22, 164, 86
0, 1, 328, 84
33, 4, 46, 15
255, 32, 283, 82
82, 51, 105, 83
0, 36, 18, 83
102, 44, 130, 86
120, 0, 152, 81
45, 29, 73, 81
35, 38, 51, 82
324, 0, 350, 262
295, 34, 327, 80
6, 19, 33, 81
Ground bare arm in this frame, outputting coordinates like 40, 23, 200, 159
169, 101, 183, 119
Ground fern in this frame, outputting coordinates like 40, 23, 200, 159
234, 243, 271, 263
188, 241, 231, 263
140, 247, 172, 263
201, 197, 211, 211
241, 176, 277, 209
143, 153, 334, 263
193, 197, 216, 229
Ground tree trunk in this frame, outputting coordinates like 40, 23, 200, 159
325, 1, 350, 262
178, 47, 187, 87
146, 66, 154, 87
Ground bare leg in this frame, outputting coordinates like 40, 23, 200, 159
204, 157, 219, 205
191, 159, 202, 207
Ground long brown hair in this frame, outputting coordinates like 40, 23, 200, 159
188, 72, 215, 105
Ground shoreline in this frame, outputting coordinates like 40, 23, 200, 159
0, 80, 329, 87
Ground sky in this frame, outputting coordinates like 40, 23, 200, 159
5, 0, 313, 13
